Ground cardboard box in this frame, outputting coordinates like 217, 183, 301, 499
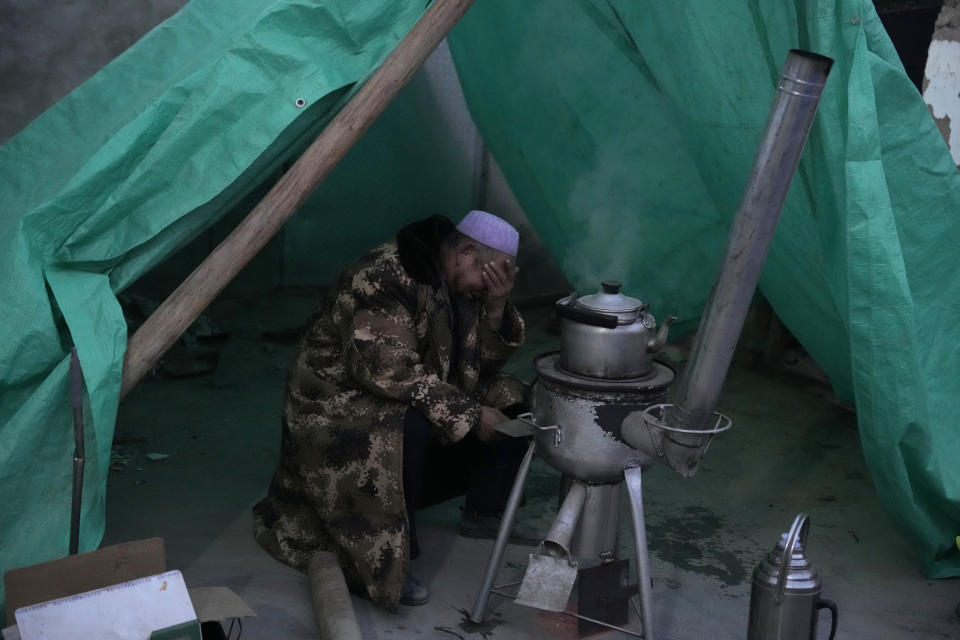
2, 539, 254, 640
5, 537, 167, 622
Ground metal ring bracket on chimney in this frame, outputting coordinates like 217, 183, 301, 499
640, 403, 732, 458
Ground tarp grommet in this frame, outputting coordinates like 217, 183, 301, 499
295, 98, 306, 108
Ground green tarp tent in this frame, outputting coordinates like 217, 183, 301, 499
1, 0, 958, 621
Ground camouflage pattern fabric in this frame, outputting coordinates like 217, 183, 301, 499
253, 228, 525, 611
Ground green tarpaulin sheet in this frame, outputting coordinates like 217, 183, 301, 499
0, 0, 436, 620
1, 0, 958, 621
448, 0, 960, 577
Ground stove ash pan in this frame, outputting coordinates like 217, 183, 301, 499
531, 353, 675, 483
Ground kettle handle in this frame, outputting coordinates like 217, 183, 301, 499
817, 598, 838, 640
775, 513, 810, 603
554, 296, 619, 328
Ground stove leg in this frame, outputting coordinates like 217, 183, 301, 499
469, 439, 536, 623
624, 465, 655, 640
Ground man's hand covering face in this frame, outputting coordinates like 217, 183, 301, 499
482, 256, 518, 329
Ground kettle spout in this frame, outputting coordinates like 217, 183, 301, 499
646, 314, 677, 353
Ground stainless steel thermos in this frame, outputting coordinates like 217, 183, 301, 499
748, 513, 838, 639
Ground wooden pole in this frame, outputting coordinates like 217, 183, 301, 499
120, 0, 476, 397
309, 552, 364, 640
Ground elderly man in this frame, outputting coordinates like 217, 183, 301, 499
253, 210, 536, 611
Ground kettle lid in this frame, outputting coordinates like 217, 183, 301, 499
577, 281, 644, 321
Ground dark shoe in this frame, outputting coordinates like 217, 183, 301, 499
399, 570, 430, 606
458, 512, 541, 546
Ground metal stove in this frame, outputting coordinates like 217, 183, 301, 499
470, 49, 833, 639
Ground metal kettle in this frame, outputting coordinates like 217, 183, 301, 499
748, 513, 838, 640
554, 280, 675, 379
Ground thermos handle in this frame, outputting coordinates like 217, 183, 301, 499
775, 513, 810, 603
817, 598, 838, 640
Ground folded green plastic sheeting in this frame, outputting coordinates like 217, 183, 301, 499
0, 0, 431, 620
449, 0, 960, 577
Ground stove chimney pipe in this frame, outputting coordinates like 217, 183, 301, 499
624, 50, 833, 475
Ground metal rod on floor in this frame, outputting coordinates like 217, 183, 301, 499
624, 465, 654, 640
558, 610, 645, 639
470, 439, 536, 623
120, 0, 477, 398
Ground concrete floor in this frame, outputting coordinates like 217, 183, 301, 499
103, 290, 960, 639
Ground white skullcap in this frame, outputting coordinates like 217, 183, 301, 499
455, 210, 519, 257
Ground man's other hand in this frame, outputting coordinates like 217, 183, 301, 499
475, 406, 508, 442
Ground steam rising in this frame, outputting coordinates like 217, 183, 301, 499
561, 150, 652, 295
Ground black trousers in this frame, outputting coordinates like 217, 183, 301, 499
402, 407, 529, 558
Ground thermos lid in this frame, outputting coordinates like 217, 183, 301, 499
753, 517, 822, 595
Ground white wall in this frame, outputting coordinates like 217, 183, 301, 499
923, 0, 960, 169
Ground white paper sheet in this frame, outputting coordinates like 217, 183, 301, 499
15, 570, 196, 640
